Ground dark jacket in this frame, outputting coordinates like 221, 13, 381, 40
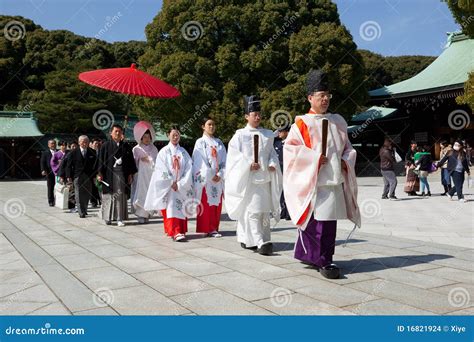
273, 138, 284, 172
40, 149, 55, 175
416, 153, 432, 172
66, 147, 98, 179
405, 149, 416, 165
379, 146, 395, 171
437, 151, 470, 174
57, 150, 70, 179
98, 140, 137, 195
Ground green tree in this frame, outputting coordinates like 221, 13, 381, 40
1, 15, 147, 132
110, 41, 146, 67
138, 0, 368, 140
444, 0, 474, 38
359, 50, 435, 91
0, 16, 40, 107
456, 71, 473, 110
444, 1, 473, 109
20, 66, 128, 134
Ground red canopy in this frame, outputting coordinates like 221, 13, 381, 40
78, 63, 180, 98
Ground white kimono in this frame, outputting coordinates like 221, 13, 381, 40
144, 143, 194, 219
131, 143, 158, 218
192, 135, 227, 206
225, 124, 282, 248
283, 112, 361, 229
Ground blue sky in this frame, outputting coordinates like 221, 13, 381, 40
1, 0, 461, 57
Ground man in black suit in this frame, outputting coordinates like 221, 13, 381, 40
66, 135, 97, 218
273, 125, 291, 220
40, 139, 57, 206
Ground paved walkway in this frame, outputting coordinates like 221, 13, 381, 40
0, 177, 472, 315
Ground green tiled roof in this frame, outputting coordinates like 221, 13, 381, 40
0, 112, 44, 138
351, 106, 397, 123
369, 33, 474, 98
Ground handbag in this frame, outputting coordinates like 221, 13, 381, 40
429, 162, 437, 173
54, 183, 69, 210
394, 151, 402, 163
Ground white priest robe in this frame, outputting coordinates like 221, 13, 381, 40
144, 143, 194, 219
283, 112, 361, 230
225, 124, 282, 248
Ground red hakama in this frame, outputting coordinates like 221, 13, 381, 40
161, 210, 187, 237
196, 188, 223, 233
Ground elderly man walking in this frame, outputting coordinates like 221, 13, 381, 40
66, 135, 97, 218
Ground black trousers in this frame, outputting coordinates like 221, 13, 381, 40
90, 182, 101, 206
280, 192, 291, 220
46, 173, 55, 205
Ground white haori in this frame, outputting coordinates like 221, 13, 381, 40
144, 143, 194, 219
192, 134, 227, 206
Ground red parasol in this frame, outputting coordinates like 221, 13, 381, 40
78, 63, 180, 98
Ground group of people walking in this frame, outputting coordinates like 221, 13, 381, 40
379, 138, 471, 202
40, 69, 361, 279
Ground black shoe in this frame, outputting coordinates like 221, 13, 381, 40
389, 195, 398, 200
79, 214, 86, 218
49, 203, 55, 207
105, 221, 112, 225
317, 264, 340, 279
441, 192, 447, 196
427, 192, 431, 197
240, 243, 257, 250
91, 204, 98, 208
257, 243, 273, 256
381, 195, 388, 199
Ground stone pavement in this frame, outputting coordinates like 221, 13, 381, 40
0, 176, 472, 316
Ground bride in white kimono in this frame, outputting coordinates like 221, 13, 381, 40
192, 117, 227, 238
131, 121, 159, 224
144, 127, 194, 241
